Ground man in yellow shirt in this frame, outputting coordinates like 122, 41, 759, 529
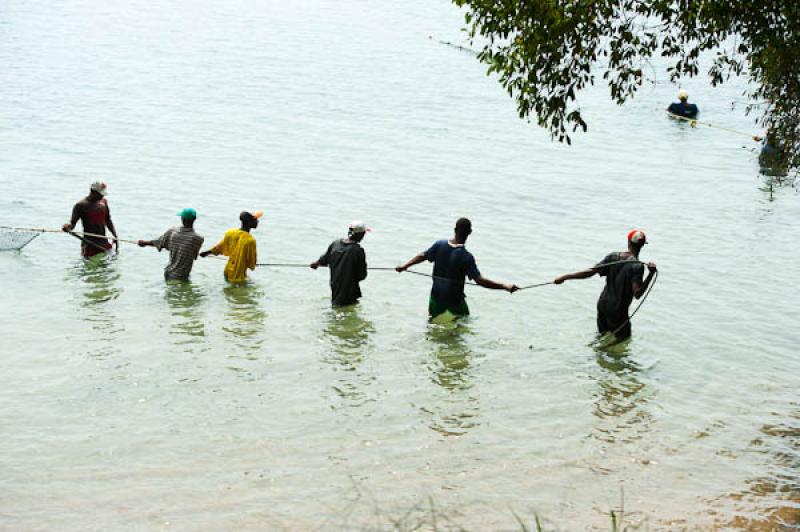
200, 210, 262, 283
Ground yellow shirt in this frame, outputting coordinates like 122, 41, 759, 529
211, 229, 257, 283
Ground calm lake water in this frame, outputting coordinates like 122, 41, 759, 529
1, 0, 798, 529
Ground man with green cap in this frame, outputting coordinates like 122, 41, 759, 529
138, 208, 205, 281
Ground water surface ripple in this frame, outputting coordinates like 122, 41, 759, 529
1, 0, 798, 529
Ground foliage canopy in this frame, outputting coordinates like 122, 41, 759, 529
454, 0, 800, 170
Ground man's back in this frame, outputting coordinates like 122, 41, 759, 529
319, 239, 367, 306
155, 227, 204, 281
595, 252, 644, 321
668, 101, 699, 118
215, 229, 256, 283
425, 239, 480, 306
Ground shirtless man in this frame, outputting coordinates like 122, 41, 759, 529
62, 181, 119, 257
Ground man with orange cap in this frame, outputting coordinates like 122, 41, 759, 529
554, 230, 657, 340
200, 210, 262, 283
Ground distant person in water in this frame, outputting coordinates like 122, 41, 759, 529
667, 90, 699, 119
395, 217, 518, 319
755, 128, 787, 170
310, 221, 370, 307
137, 208, 204, 281
200, 210, 262, 283
554, 230, 657, 340
62, 181, 119, 258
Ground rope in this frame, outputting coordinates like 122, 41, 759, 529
67, 232, 108, 253
666, 111, 760, 140
602, 269, 659, 341
431, 36, 478, 55
245, 257, 648, 292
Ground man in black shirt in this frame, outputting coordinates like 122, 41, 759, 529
311, 221, 370, 307
667, 89, 699, 119
554, 230, 657, 340
395, 217, 518, 319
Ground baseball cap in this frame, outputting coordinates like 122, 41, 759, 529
677, 89, 689, 100
177, 208, 197, 220
348, 220, 372, 234
90, 181, 108, 196
239, 210, 264, 221
627, 229, 647, 246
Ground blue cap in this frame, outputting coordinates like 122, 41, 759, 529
177, 208, 197, 220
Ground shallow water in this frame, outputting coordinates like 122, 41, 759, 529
1, 0, 799, 529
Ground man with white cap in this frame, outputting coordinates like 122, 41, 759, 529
200, 210, 262, 283
310, 221, 370, 307
137, 208, 204, 281
554, 230, 657, 340
667, 89, 699, 119
62, 181, 119, 258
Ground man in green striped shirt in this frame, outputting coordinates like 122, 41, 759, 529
138, 208, 205, 281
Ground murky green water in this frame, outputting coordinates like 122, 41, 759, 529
1, 0, 798, 529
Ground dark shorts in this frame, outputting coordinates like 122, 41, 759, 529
597, 312, 631, 340
82, 240, 112, 258
429, 295, 469, 319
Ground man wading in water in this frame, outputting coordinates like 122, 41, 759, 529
310, 221, 370, 307
396, 217, 518, 320
137, 208, 204, 281
200, 210, 262, 283
62, 181, 119, 258
554, 230, 657, 340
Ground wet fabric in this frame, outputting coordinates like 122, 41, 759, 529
594, 252, 644, 338
423, 239, 480, 316
71, 197, 112, 257
82, 240, 112, 258
211, 229, 257, 283
153, 226, 204, 281
428, 294, 469, 318
668, 101, 699, 119
317, 238, 367, 306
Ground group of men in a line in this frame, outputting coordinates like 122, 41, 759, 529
64, 182, 656, 340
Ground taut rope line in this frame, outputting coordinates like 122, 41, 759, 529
666, 111, 760, 140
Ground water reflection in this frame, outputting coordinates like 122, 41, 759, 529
222, 283, 266, 363
423, 321, 481, 437
717, 409, 800, 529
164, 281, 206, 345
321, 305, 375, 407
590, 343, 654, 444
66, 254, 122, 359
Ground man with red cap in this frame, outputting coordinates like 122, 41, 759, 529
554, 230, 657, 340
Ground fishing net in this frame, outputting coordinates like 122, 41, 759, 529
0, 228, 39, 251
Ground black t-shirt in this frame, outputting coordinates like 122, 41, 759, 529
423, 239, 481, 307
594, 253, 644, 323
318, 239, 367, 306
668, 101, 699, 118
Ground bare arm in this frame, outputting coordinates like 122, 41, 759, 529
632, 263, 657, 299
62, 203, 81, 231
200, 240, 224, 257
395, 252, 426, 272
475, 275, 518, 293
554, 268, 597, 284
105, 203, 119, 251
